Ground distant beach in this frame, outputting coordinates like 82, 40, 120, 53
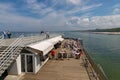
92, 32, 120, 35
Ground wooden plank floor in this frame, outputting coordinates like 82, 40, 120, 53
21, 58, 89, 80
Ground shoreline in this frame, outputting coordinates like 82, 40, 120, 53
91, 32, 120, 35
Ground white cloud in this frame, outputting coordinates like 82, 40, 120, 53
113, 8, 120, 14
50, 0, 83, 7
92, 15, 120, 28
81, 3, 102, 11
24, 0, 50, 16
114, 4, 120, 8
112, 4, 120, 14
26, 0, 37, 4
0, 10, 43, 31
67, 0, 82, 5
0, 3, 15, 14
65, 3, 102, 14
82, 18, 89, 22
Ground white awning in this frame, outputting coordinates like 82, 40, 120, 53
46, 36, 64, 45
27, 41, 54, 56
26, 35, 64, 55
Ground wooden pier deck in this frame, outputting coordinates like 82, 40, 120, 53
20, 59, 89, 80
20, 39, 90, 80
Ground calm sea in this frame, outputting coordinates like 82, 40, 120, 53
0, 31, 119, 80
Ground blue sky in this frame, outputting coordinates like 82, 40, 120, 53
0, 0, 120, 31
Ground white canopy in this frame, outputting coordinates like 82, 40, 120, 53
26, 35, 64, 55
46, 36, 64, 45
27, 41, 54, 56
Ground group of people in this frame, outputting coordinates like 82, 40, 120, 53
45, 32, 50, 39
50, 39, 83, 60
3, 30, 11, 39
62, 39, 83, 59
40, 31, 50, 39
50, 48, 68, 60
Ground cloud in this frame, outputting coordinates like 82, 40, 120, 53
66, 3, 102, 14
24, 0, 99, 17
67, 0, 82, 5
0, 0, 120, 31
24, 0, 54, 17
26, 0, 36, 4
50, 0, 83, 7
113, 8, 120, 14
0, 3, 15, 14
81, 3, 102, 11
92, 15, 120, 28
66, 14, 120, 30
112, 4, 120, 14
0, 13, 42, 30
0, 2, 43, 31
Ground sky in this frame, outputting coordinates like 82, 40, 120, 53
0, 0, 120, 31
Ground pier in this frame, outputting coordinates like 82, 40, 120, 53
0, 34, 107, 80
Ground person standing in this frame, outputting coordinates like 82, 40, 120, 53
45, 32, 50, 39
40, 31, 44, 34
51, 48, 56, 59
3, 31, 7, 39
7, 31, 11, 39
79, 49, 83, 59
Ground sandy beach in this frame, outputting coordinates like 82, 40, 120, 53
92, 32, 120, 35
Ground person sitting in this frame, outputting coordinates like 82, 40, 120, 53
75, 50, 80, 59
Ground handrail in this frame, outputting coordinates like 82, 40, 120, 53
23, 35, 45, 45
82, 48, 109, 80
22, 33, 59, 45
0, 35, 3, 39
0, 39, 4, 48
0, 35, 24, 70
0, 35, 23, 62
0, 35, 5, 48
